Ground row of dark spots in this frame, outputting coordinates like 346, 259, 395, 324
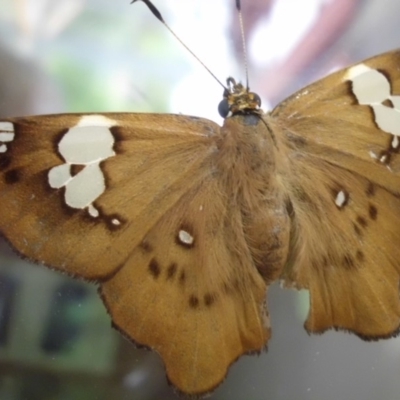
147, 256, 216, 309
146, 256, 185, 284
353, 204, 378, 238
317, 250, 364, 271
189, 293, 216, 309
365, 183, 378, 219
341, 249, 366, 270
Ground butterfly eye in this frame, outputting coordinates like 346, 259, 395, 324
218, 98, 231, 118
252, 92, 261, 107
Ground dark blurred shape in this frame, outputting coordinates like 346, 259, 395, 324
0, 274, 18, 346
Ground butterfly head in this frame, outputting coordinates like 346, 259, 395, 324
218, 77, 262, 118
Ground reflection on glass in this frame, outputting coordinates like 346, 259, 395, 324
41, 282, 89, 354
0, 273, 18, 347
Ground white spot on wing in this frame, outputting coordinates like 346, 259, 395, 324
0, 122, 15, 153
335, 191, 347, 208
48, 114, 117, 218
369, 151, 378, 160
76, 115, 117, 128
178, 230, 194, 246
0, 132, 15, 141
0, 121, 14, 133
48, 164, 72, 188
343, 63, 372, 81
88, 204, 99, 217
346, 64, 400, 155
380, 154, 388, 163
371, 104, 400, 136
392, 135, 399, 149
112, 219, 121, 226
350, 68, 389, 105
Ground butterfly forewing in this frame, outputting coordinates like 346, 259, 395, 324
0, 111, 273, 395
269, 49, 400, 337
0, 113, 216, 279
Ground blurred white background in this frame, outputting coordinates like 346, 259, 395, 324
1, 0, 400, 399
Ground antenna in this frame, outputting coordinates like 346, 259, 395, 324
131, 0, 227, 90
235, 0, 249, 89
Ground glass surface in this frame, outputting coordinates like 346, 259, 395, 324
0, 0, 400, 399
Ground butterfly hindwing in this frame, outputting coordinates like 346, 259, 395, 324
270, 49, 400, 337
100, 176, 269, 394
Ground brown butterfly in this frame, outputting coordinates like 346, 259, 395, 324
2, 1, 400, 396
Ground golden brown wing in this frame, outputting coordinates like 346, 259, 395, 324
0, 113, 215, 279
269, 50, 400, 338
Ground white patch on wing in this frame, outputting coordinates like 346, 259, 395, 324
345, 64, 400, 150
369, 151, 378, 160
178, 230, 194, 246
0, 122, 15, 153
335, 190, 347, 208
343, 63, 372, 81
49, 115, 117, 218
48, 164, 72, 188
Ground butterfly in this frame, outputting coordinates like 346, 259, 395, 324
2, 3, 400, 396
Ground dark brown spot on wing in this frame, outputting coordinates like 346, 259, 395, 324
166, 263, 177, 280
368, 204, 378, 220
204, 293, 216, 307
356, 250, 365, 262
179, 270, 186, 286
148, 258, 161, 279
139, 240, 153, 253
382, 99, 394, 108
110, 126, 126, 154
189, 295, 199, 309
4, 168, 20, 184
0, 155, 11, 171
356, 216, 368, 228
342, 254, 355, 269
365, 182, 376, 197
